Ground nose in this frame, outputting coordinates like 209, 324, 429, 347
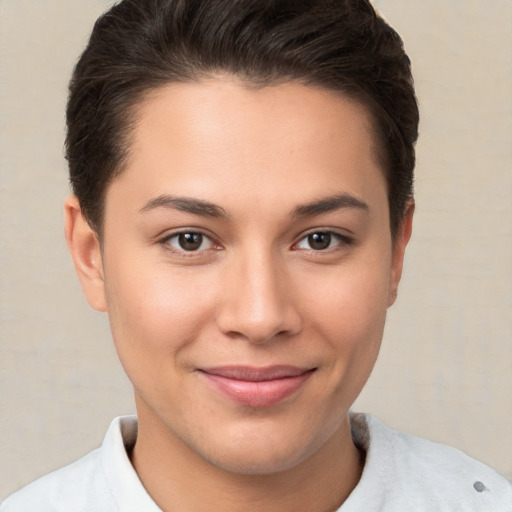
215, 251, 303, 344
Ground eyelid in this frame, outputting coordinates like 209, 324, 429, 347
158, 228, 221, 255
156, 226, 354, 256
292, 228, 355, 251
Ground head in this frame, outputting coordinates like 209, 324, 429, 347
66, 0, 418, 241
64, 0, 418, 482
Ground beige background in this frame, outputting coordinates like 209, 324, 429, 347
0, 0, 511, 501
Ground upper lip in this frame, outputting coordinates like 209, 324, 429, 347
199, 365, 315, 382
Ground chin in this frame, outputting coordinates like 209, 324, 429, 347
207, 447, 308, 476
196, 422, 328, 476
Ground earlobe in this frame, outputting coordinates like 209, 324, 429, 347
388, 201, 414, 307
64, 195, 107, 312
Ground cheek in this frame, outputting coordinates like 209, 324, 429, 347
103, 258, 216, 374
304, 259, 391, 380
306, 257, 391, 335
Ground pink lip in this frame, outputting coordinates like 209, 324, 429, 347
199, 366, 315, 407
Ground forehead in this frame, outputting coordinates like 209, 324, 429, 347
108, 78, 386, 219
133, 78, 377, 154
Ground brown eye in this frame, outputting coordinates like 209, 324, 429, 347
164, 232, 214, 252
178, 232, 203, 251
307, 232, 332, 250
295, 231, 352, 252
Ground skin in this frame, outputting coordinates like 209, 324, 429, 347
65, 78, 413, 512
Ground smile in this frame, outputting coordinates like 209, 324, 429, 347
198, 366, 316, 408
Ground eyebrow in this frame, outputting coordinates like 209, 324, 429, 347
139, 192, 368, 219
139, 194, 229, 218
292, 193, 369, 218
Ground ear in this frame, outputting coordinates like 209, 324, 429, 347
388, 201, 414, 307
64, 195, 107, 312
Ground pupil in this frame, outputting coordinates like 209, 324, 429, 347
179, 233, 202, 251
309, 232, 331, 250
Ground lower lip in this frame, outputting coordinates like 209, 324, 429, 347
200, 371, 314, 408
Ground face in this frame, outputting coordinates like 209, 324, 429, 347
67, 78, 412, 475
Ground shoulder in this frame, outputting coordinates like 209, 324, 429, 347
386, 419, 512, 508
0, 416, 142, 512
0, 447, 114, 512
345, 413, 512, 511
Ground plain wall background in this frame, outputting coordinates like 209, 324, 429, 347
0, 0, 511, 501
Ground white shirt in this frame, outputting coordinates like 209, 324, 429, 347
2, 413, 511, 511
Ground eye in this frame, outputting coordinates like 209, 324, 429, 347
162, 231, 215, 252
295, 231, 350, 251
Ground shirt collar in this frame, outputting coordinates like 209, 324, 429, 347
100, 416, 162, 512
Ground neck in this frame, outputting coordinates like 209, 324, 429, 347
131, 401, 364, 512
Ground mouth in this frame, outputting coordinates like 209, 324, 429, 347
198, 365, 316, 408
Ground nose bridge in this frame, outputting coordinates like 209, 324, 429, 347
216, 246, 301, 343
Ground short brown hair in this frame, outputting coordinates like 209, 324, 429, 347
66, 0, 419, 238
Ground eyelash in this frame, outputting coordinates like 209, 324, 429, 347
293, 230, 354, 253
159, 230, 219, 257
158, 229, 354, 257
